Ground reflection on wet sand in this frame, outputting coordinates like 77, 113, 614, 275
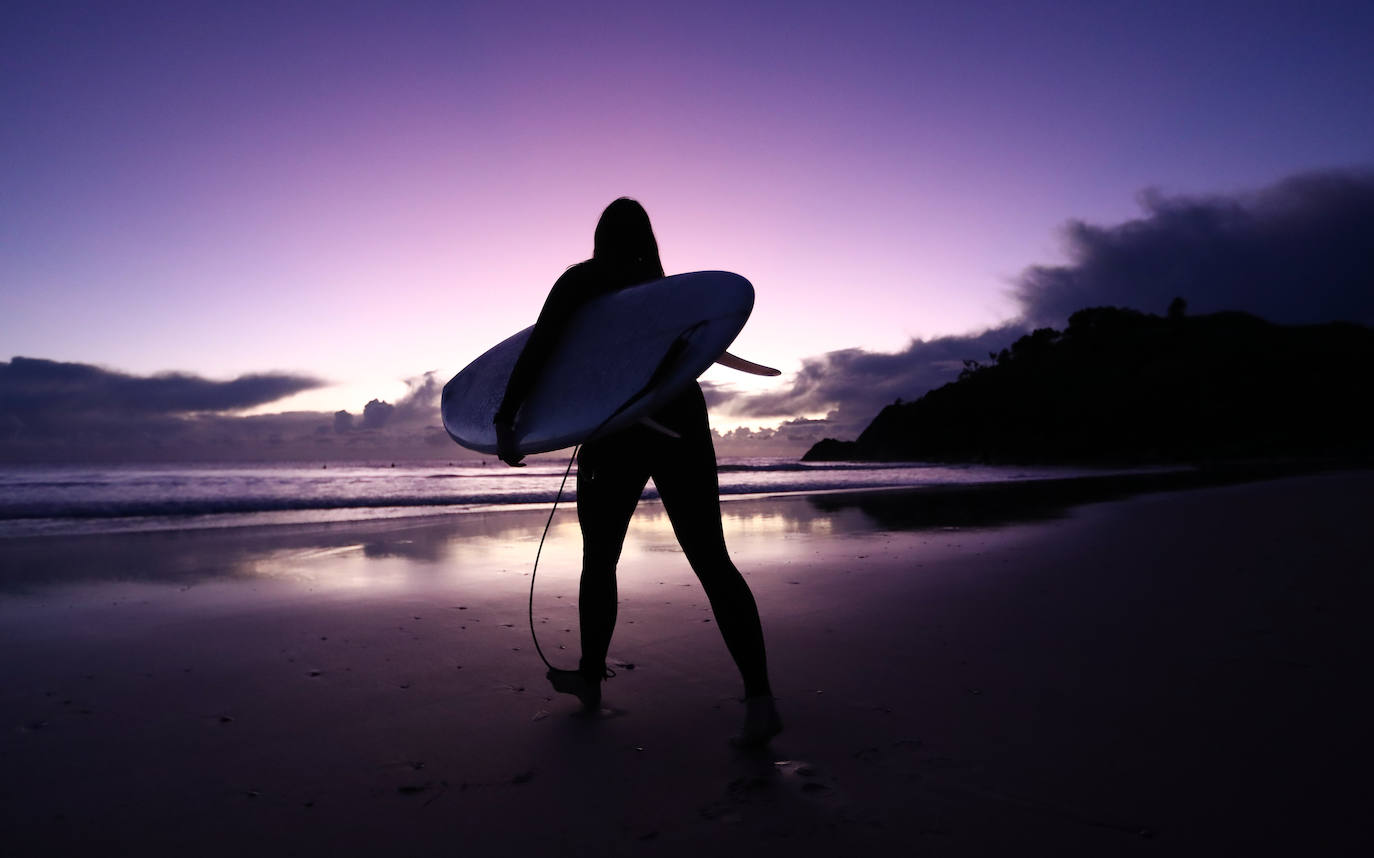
1, 471, 1368, 855
801, 462, 1334, 531
0, 465, 1313, 595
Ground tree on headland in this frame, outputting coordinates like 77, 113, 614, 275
803, 303, 1374, 464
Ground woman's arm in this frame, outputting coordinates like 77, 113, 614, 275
493, 265, 588, 465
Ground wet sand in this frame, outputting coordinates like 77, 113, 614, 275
1, 471, 1369, 855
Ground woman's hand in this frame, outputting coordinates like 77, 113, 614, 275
494, 418, 525, 467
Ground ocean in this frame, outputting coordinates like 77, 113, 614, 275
0, 458, 1143, 538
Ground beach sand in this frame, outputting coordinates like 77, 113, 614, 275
1, 471, 1369, 855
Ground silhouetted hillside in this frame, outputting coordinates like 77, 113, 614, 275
803, 304, 1374, 464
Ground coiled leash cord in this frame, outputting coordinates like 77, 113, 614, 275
527, 443, 579, 672
523, 322, 704, 672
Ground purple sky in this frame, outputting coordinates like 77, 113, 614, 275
3, 1, 1372, 459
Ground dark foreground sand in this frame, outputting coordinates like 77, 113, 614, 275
1, 471, 1369, 856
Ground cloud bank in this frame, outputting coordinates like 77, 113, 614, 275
2, 357, 321, 421
7, 169, 1370, 461
1016, 169, 1374, 328
706, 324, 1025, 447
335, 373, 442, 433
714, 168, 1374, 443
0, 358, 451, 462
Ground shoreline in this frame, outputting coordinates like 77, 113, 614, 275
2, 470, 1369, 854
3, 458, 1361, 543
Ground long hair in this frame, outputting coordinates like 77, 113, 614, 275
593, 197, 664, 285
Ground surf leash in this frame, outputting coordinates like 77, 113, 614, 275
524, 321, 705, 672
527, 443, 579, 672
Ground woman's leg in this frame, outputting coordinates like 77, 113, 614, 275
651, 393, 774, 701
572, 442, 648, 678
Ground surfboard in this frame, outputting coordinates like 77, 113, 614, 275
442, 271, 766, 456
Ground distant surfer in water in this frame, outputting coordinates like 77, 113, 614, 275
493, 198, 781, 746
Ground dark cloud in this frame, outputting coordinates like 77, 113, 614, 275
708, 325, 1025, 440
392, 372, 442, 422
333, 372, 440, 433
0, 354, 318, 462
1, 356, 322, 419
0, 356, 323, 452
12, 171, 1370, 460
361, 399, 395, 429
0, 359, 454, 463
716, 167, 1374, 446
710, 413, 873, 457
1015, 168, 1374, 328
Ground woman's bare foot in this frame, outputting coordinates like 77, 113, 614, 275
546, 668, 602, 711
733, 696, 783, 747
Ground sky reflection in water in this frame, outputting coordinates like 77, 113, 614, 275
0, 493, 903, 599
1, 469, 1220, 599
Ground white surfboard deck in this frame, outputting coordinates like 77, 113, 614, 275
442, 271, 759, 456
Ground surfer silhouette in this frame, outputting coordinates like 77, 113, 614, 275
494, 198, 782, 746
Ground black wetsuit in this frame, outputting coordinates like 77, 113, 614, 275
497, 259, 771, 697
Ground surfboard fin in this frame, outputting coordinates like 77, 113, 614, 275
716, 351, 781, 376
639, 417, 682, 439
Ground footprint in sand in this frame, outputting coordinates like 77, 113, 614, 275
697, 757, 843, 827
771, 759, 837, 798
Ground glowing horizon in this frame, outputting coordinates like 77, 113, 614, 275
4, 1, 1372, 450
